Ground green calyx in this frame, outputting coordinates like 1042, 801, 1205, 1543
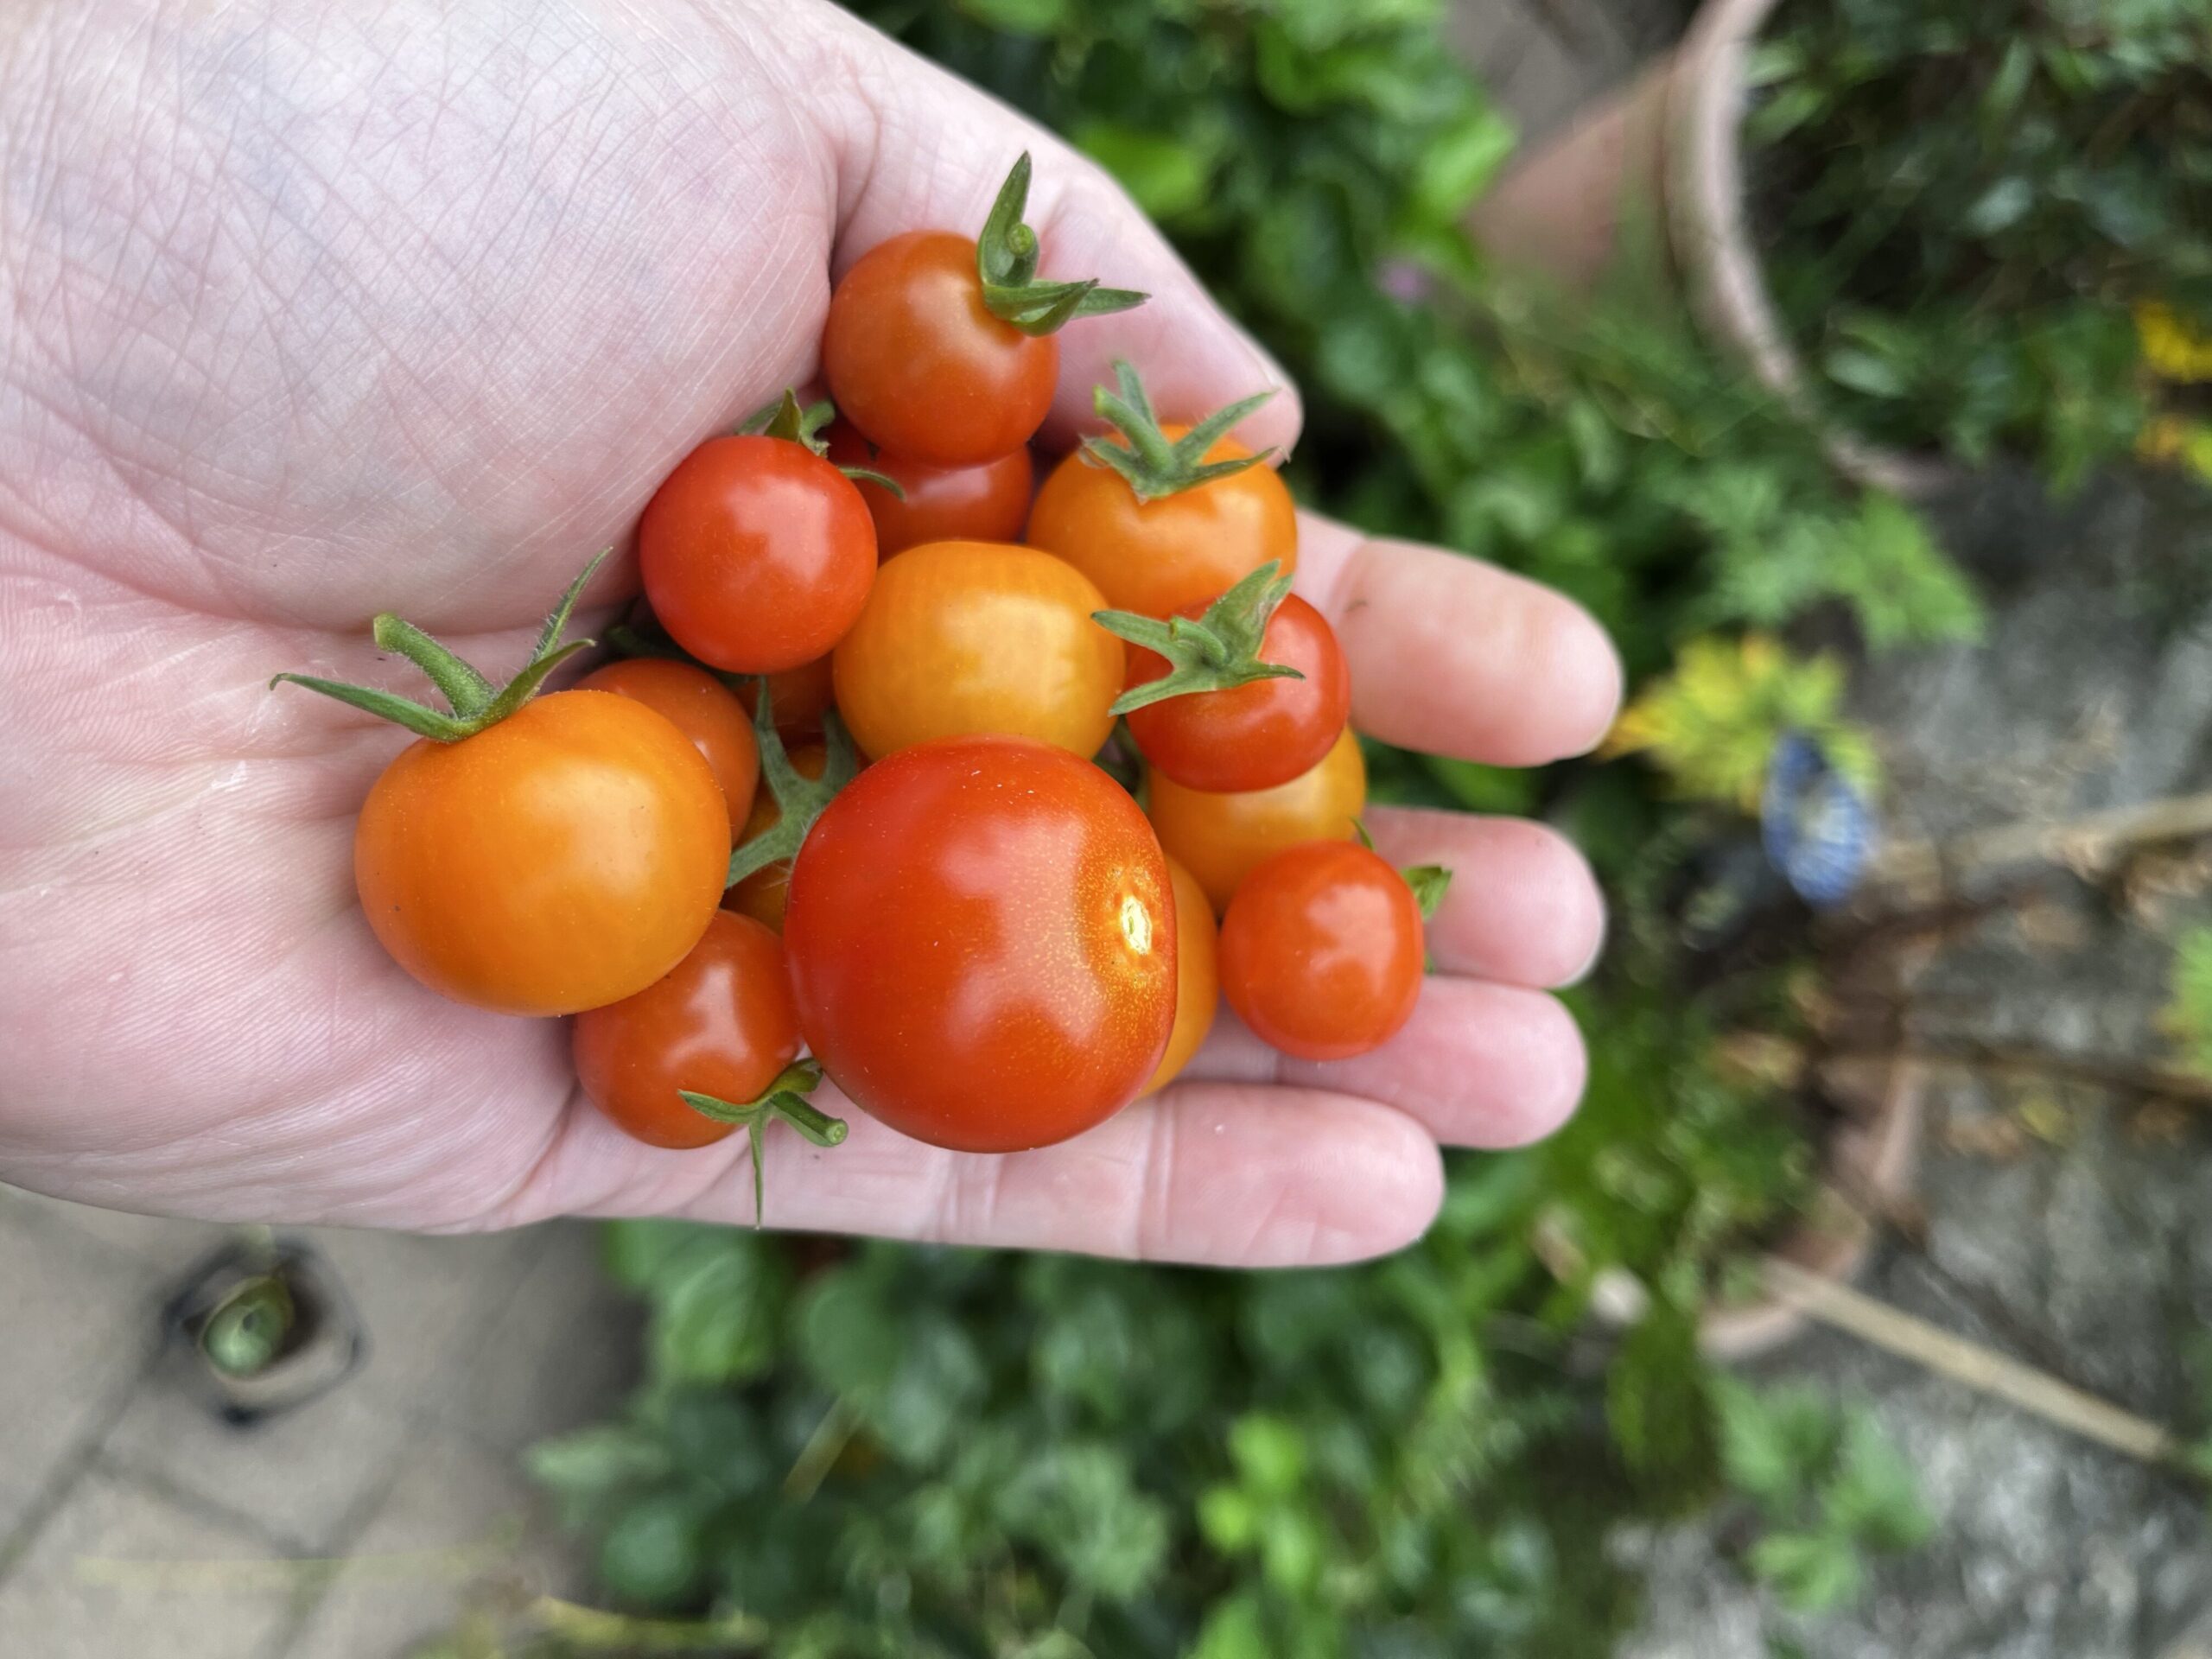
682, 1059, 849, 1228
725, 681, 859, 889
739, 390, 904, 499
1083, 359, 1275, 503
198, 1272, 296, 1378
1094, 560, 1305, 717
1351, 820, 1453, 922
976, 153, 1147, 335
271, 550, 607, 741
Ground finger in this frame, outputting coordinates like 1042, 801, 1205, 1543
1192, 978, 1587, 1150
804, 13, 1301, 455
1294, 511, 1624, 766
1366, 806, 1606, 988
518, 1079, 1442, 1268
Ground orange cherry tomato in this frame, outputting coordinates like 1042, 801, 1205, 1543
639, 435, 876, 673
825, 422, 1033, 556
571, 912, 801, 1149
1218, 842, 1425, 1062
822, 232, 1057, 467
736, 655, 836, 743
832, 540, 1122, 760
575, 658, 759, 833
1147, 726, 1366, 913
1124, 593, 1350, 794
353, 691, 728, 1015
784, 735, 1176, 1152
1028, 428, 1298, 617
725, 744, 828, 932
1141, 857, 1218, 1096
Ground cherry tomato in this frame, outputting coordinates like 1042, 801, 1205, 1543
784, 735, 1176, 1152
1141, 857, 1217, 1096
735, 655, 836, 743
832, 540, 1122, 760
575, 658, 759, 833
1147, 726, 1367, 913
825, 422, 1033, 556
639, 435, 875, 673
1124, 593, 1350, 793
354, 691, 728, 1015
724, 743, 827, 932
823, 232, 1057, 467
1218, 841, 1425, 1061
571, 912, 801, 1149
1028, 428, 1298, 617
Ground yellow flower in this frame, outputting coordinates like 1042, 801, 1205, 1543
2137, 302, 2212, 385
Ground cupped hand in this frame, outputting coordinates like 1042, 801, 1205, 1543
0, 0, 1619, 1265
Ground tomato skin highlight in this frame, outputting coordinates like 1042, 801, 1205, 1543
724, 744, 828, 933
825, 422, 1033, 556
575, 658, 759, 834
1140, 857, 1217, 1096
1028, 429, 1298, 618
1124, 593, 1350, 793
832, 540, 1122, 761
1218, 842, 1425, 1062
353, 691, 729, 1016
823, 231, 1058, 467
639, 435, 876, 673
784, 735, 1176, 1153
1147, 725, 1367, 913
571, 912, 802, 1149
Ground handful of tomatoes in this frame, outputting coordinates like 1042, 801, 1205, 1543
276, 157, 1449, 1217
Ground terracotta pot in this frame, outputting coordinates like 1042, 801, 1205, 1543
1467, 0, 1955, 500
1697, 1054, 1923, 1361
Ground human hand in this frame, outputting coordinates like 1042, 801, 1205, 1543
0, 0, 1618, 1265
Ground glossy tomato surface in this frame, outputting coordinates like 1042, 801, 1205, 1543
575, 658, 758, 832
1125, 593, 1350, 793
826, 422, 1033, 556
822, 231, 1056, 467
1028, 429, 1297, 617
639, 435, 875, 673
1140, 856, 1217, 1096
1147, 725, 1367, 913
354, 691, 728, 1015
572, 912, 801, 1148
1218, 841, 1424, 1062
784, 736, 1175, 1152
724, 743, 827, 932
832, 540, 1122, 760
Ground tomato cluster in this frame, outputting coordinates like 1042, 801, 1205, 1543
276, 156, 1450, 1211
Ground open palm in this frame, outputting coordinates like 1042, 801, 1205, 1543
0, 0, 1618, 1266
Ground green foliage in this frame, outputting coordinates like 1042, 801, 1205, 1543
1750, 0, 2212, 486
2161, 926, 2212, 1077
1713, 1380, 1934, 1618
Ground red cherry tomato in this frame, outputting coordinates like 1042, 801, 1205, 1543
822, 231, 1057, 467
572, 912, 801, 1149
784, 735, 1176, 1152
1217, 841, 1425, 1062
824, 422, 1033, 556
575, 658, 759, 833
639, 435, 875, 672
1124, 594, 1350, 793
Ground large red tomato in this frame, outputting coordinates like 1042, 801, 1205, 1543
783, 736, 1176, 1151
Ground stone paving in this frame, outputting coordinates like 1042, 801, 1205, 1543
0, 1192, 636, 1656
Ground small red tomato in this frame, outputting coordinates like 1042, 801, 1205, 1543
823, 232, 1058, 467
571, 912, 802, 1149
639, 435, 876, 673
575, 658, 760, 833
825, 423, 1033, 556
784, 735, 1176, 1152
1217, 842, 1425, 1062
1124, 593, 1350, 793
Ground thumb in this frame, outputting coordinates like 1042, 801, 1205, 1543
791, 7, 1302, 456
